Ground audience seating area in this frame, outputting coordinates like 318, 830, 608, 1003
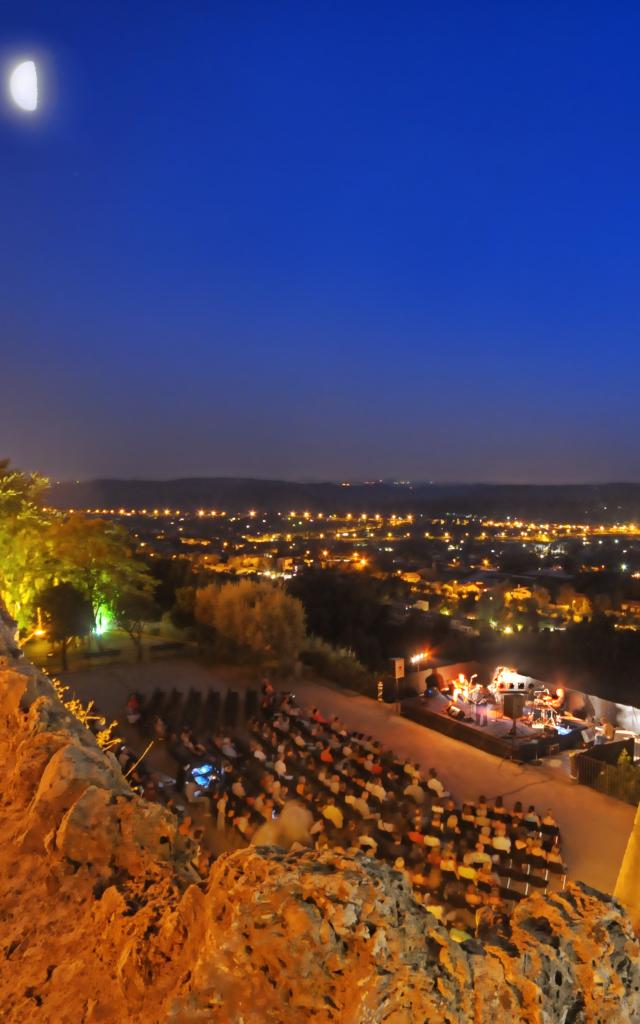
108, 684, 567, 944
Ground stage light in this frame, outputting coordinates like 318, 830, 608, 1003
410, 650, 430, 664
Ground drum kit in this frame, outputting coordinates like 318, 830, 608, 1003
483, 667, 565, 731
525, 694, 562, 731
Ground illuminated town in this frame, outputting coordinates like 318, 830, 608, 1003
52, 502, 640, 633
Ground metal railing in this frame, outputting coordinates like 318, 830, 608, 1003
576, 754, 640, 805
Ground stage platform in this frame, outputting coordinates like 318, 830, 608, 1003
401, 691, 585, 762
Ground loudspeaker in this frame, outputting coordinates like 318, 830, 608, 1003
446, 703, 465, 721
503, 692, 526, 721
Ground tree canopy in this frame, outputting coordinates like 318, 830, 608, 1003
0, 459, 154, 637
195, 579, 306, 670
113, 588, 161, 660
0, 461, 57, 628
39, 581, 93, 670
51, 514, 154, 624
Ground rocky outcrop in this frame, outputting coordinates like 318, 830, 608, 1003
168, 847, 640, 1023
0, 634, 638, 1023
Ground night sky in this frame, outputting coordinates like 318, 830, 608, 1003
2, 3, 640, 484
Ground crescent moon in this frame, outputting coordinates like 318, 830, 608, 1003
9, 60, 38, 112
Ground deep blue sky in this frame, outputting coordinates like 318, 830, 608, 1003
2, 2, 639, 483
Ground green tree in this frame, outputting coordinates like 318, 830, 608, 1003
196, 579, 306, 670
556, 584, 578, 610
531, 586, 551, 612
52, 514, 153, 630
171, 585, 196, 629
0, 460, 55, 629
593, 592, 612, 614
39, 581, 92, 670
113, 588, 160, 661
287, 570, 389, 667
571, 593, 592, 620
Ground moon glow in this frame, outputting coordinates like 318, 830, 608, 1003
9, 60, 38, 112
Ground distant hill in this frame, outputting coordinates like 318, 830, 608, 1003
47, 478, 640, 522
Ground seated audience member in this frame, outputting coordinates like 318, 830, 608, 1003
547, 842, 564, 866
524, 805, 540, 826
458, 863, 477, 883
273, 712, 290, 733
476, 863, 500, 890
404, 778, 426, 804
358, 831, 378, 856
366, 778, 386, 804
487, 886, 504, 910
424, 832, 441, 849
491, 825, 512, 854
475, 795, 488, 813
491, 795, 508, 820
220, 736, 238, 759
460, 803, 476, 826
345, 789, 371, 819
464, 883, 483, 910
231, 777, 246, 800
321, 797, 344, 830
439, 846, 458, 878
126, 693, 142, 724
427, 768, 447, 799
513, 828, 529, 854
445, 805, 460, 833
328, 773, 341, 795
529, 838, 548, 861
463, 842, 492, 868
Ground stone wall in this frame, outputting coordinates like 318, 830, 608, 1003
0, 630, 638, 1023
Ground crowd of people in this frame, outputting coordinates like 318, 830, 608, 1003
117, 684, 567, 943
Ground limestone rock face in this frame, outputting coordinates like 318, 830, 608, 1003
166, 847, 640, 1024
0, 627, 638, 1024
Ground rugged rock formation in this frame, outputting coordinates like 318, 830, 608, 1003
0, 628, 639, 1023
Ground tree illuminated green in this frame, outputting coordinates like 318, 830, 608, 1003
51, 514, 154, 628
0, 460, 155, 638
